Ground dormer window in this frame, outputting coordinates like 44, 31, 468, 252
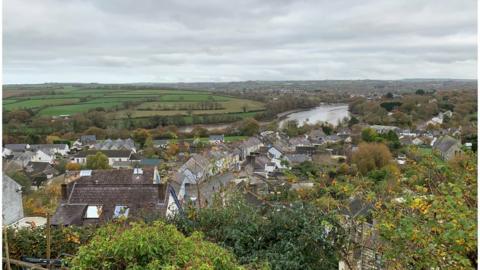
85, 205, 102, 219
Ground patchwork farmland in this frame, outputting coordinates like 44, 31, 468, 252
3, 85, 266, 127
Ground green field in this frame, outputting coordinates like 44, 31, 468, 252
4, 98, 80, 110
3, 86, 265, 124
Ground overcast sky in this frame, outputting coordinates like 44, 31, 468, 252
3, 0, 477, 83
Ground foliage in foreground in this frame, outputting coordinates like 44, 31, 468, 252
69, 221, 243, 270
376, 152, 477, 269
172, 197, 345, 270
4, 225, 96, 260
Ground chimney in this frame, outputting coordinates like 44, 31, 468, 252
61, 184, 68, 201
158, 184, 166, 201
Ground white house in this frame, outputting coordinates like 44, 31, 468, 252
3, 174, 24, 225
31, 150, 54, 163
267, 146, 283, 159
74, 150, 133, 166
30, 144, 70, 156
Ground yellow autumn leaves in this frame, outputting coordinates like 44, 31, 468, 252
410, 197, 431, 214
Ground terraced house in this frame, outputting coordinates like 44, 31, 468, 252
51, 167, 171, 226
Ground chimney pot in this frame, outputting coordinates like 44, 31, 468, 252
61, 184, 68, 201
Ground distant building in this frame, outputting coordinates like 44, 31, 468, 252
370, 125, 400, 134
3, 174, 24, 225
284, 154, 311, 164
237, 137, 263, 160
209, 135, 225, 144
267, 146, 283, 159
25, 162, 58, 180
4, 144, 30, 153
30, 144, 70, 156
74, 150, 133, 165
92, 138, 136, 153
433, 135, 462, 161
80, 135, 97, 145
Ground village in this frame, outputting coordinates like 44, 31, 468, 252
3, 113, 467, 226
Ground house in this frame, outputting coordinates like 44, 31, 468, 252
370, 125, 400, 134
2, 147, 12, 158
153, 139, 170, 149
51, 168, 167, 226
433, 135, 462, 161
209, 135, 225, 144
295, 145, 317, 155
4, 144, 30, 153
339, 198, 382, 270
267, 146, 283, 159
324, 134, 342, 144
80, 135, 97, 145
25, 162, 58, 180
93, 138, 136, 153
237, 137, 263, 160
30, 144, 70, 156
412, 138, 424, 146
174, 154, 212, 201
8, 151, 35, 168
337, 127, 351, 138
253, 155, 276, 174
207, 147, 240, 173
74, 150, 133, 165
3, 174, 24, 225
284, 154, 311, 164
112, 161, 134, 169
31, 149, 55, 163
289, 136, 312, 147
308, 129, 326, 144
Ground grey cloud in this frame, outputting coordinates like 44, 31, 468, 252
3, 0, 477, 83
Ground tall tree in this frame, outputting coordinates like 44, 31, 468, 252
86, 152, 110, 169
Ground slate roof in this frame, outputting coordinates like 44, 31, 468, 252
25, 162, 58, 176
80, 135, 96, 144
433, 135, 460, 154
4, 144, 29, 152
75, 150, 132, 158
30, 144, 68, 151
285, 154, 311, 164
341, 198, 374, 223
73, 168, 155, 185
309, 129, 325, 138
52, 167, 167, 226
241, 137, 262, 149
92, 138, 136, 151
289, 137, 312, 146
209, 135, 225, 141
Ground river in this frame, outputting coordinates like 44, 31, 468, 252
279, 104, 350, 127
178, 104, 350, 132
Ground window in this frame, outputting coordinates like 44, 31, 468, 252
113, 205, 130, 218
85, 205, 102, 218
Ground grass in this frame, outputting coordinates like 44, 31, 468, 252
417, 147, 445, 165
3, 86, 265, 126
38, 102, 123, 116
4, 98, 80, 110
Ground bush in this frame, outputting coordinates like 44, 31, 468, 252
172, 197, 345, 269
4, 225, 96, 261
70, 221, 242, 270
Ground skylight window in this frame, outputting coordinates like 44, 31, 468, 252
85, 205, 102, 218
113, 205, 130, 218
80, 170, 92, 177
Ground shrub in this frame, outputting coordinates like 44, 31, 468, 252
70, 221, 242, 270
